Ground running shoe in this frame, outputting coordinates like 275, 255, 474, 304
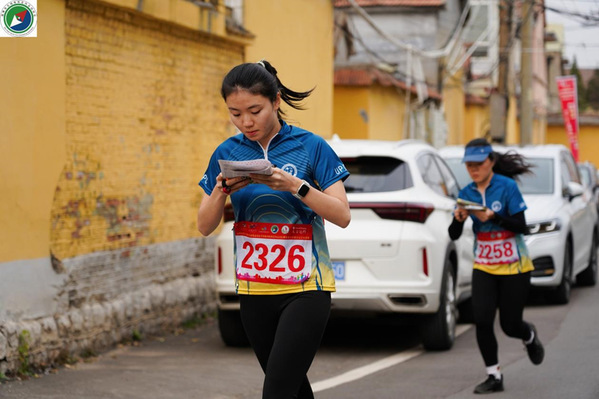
474, 375, 504, 394
525, 323, 545, 365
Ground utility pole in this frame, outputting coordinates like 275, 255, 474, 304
490, 0, 513, 143
520, 0, 534, 145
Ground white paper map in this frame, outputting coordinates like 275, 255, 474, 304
218, 159, 273, 178
457, 198, 487, 211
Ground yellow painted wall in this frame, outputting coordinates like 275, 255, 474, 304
244, 0, 334, 137
460, 94, 547, 147
104, 0, 229, 36
0, 0, 66, 262
511, 119, 548, 146
547, 124, 599, 165
444, 73, 466, 145
463, 104, 489, 144
507, 97, 546, 146
369, 85, 406, 140
505, 95, 519, 144
333, 86, 370, 139
333, 84, 408, 140
532, 118, 547, 144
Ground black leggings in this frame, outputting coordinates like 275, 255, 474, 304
472, 269, 532, 366
239, 291, 331, 399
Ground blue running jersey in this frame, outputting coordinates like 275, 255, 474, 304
200, 121, 349, 294
459, 173, 534, 275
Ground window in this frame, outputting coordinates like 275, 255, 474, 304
435, 156, 460, 198
518, 158, 554, 195
579, 165, 592, 188
417, 154, 449, 197
341, 156, 413, 193
560, 159, 571, 189
562, 152, 581, 184
443, 157, 472, 189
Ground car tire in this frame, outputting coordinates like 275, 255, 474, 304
420, 261, 457, 351
218, 309, 250, 347
576, 229, 598, 286
548, 240, 572, 305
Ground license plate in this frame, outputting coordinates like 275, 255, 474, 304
332, 261, 345, 281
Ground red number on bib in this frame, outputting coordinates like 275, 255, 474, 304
254, 243, 269, 270
483, 245, 491, 259
271, 244, 285, 270
493, 243, 502, 258
241, 242, 253, 269
504, 242, 513, 257
269, 244, 286, 272
288, 245, 306, 272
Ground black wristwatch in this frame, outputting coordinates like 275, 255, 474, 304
293, 180, 311, 199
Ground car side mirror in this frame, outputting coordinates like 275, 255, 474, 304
566, 181, 584, 200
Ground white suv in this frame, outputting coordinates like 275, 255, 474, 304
441, 144, 598, 304
323, 139, 473, 350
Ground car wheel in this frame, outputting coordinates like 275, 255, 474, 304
548, 240, 572, 305
576, 229, 598, 286
218, 309, 250, 347
420, 261, 457, 351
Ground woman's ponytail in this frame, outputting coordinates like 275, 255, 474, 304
221, 60, 314, 120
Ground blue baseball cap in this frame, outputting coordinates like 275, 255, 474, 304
462, 145, 492, 163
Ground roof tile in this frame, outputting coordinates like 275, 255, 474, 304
334, 67, 441, 99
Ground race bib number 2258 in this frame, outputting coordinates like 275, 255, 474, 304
475, 230, 519, 265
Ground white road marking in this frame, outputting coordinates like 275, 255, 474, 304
312, 324, 472, 392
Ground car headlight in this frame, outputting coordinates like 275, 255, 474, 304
527, 219, 561, 235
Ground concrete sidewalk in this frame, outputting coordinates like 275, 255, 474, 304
0, 318, 263, 399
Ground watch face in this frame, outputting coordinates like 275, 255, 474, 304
298, 182, 310, 197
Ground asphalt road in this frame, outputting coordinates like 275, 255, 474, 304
1, 283, 598, 399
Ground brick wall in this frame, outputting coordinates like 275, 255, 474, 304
53, 0, 241, 259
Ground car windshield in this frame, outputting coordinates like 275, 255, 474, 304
341, 156, 413, 193
517, 158, 554, 194
444, 156, 553, 194
443, 157, 471, 189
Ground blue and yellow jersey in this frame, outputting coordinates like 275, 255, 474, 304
200, 121, 349, 294
459, 174, 534, 275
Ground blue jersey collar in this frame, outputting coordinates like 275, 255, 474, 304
241, 119, 291, 148
272, 120, 291, 144
466, 173, 497, 193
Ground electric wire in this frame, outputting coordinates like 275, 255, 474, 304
335, 0, 597, 96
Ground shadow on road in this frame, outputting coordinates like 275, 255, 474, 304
321, 314, 422, 351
